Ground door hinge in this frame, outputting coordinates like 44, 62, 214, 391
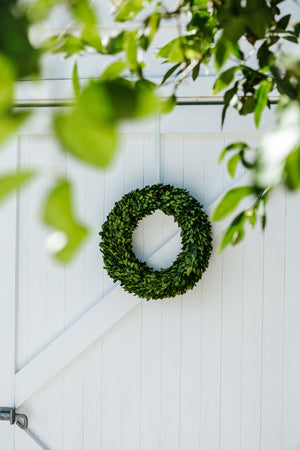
0, 407, 28, 429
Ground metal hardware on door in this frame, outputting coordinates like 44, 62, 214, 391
0, 407, 28, 429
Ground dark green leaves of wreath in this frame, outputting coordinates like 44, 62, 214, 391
100, 184, 212, 300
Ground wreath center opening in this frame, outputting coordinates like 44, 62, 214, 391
132, 210, 182, 271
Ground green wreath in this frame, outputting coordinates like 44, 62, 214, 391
99, 183, 212, 300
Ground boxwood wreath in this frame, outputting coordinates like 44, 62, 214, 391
99, 184, 212, 300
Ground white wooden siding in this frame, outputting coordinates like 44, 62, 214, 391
0, 104, 295, 450
0, 1, 299, 446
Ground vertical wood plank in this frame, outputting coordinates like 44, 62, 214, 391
120, 134, 144, 450
282, 191, 300, 450
139, 300, 162, 450
219, 132, 244, 450
179, 134, 204, 450
260, 190, 286, 450
0, 136, 18, 449
199, 134, 224, 450
240, 223, 264, 450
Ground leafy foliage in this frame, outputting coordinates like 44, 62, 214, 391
42, 179, 88, 262
100, 184, 212, 300
0, 171, 35, 203
0, 0, 300, 259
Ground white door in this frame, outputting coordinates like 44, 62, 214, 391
1, 104, 300, 450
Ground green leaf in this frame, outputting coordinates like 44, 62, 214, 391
218, 141, 249, 163
219, 212, 246, 251
284, 146, 300, 190
254, 78, 273, 128
221, 83, 238, 126
27, 0, 61, 22
81, 24, 103, 51
227, 153, 241, 178
0, 171, 35, 204
0, 3, 39, 78
42, 179, 88, 262
270, 66, 298, 99
159, 95, 176, 114
105, 31, 125, 54
70, 0, 96, 25
72, 62, 80, 100
54, 110, 118, 168
239, 96, 256, 115
115, 0, 150, 22
45, 34, 85, 57
161, 63, 181, 85
277, 14, 291, 30
100, 61, 127, 81
124, 31, 139, 71
0, 54, 15, 114
257, 41, 274, 68
192, 62, 200, 81
157, 37, 185, 63
212, 66, 239, 94
212, 186, 255, 221
0, 112, 30, 145
245, 207, 257, 227
283, 35, 299, 44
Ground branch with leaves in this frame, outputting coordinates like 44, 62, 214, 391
0, 0, 299, 261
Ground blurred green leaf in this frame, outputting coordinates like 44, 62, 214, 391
277, 14, 291, 31
227, 153, 241, 178
81, 24, 103, 51
240, 96, 256, 115
254, 78, 273, 128
161, 63, 181, 85
115, 0, 150, 22
219, 142, 249, 163
45, 34, 85, 57
105, 31, 125, 54
42, 179, 88, 262
27, 0, 61, 22
100, 61, 127, 81
212, 66, 239, 94
219, 212, 246, 251
0, 170, 35, 203
54, 110, 118, 168
72, 62, 80, 99
157, 37, 185, 63
159, 95, 176, 114
70, 0, 96, 25
246, 207, 257, 227
257, 41, 274, 68
124, 31, 139, 71
192, 62, 200, 81
284, 146, 300, 190
0, 53, 15, 114
270, 66, 298, 99
0, 3, 39, 77
221, 83, 238, 126
0, 112, 29, 145
212, 186, 255, 221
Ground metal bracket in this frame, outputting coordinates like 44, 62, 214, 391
0, 407, 28, 429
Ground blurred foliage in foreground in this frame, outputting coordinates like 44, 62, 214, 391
0, 0, 299, 261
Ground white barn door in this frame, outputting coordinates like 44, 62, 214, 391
1, 105, 300, 450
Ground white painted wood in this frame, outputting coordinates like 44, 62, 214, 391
260, 189, 286, 450
0, 136, 18, 449
281, 190, 300, 450
3, 104, 299, 450
14, 178, 242, 409
15, 286, 139, 407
